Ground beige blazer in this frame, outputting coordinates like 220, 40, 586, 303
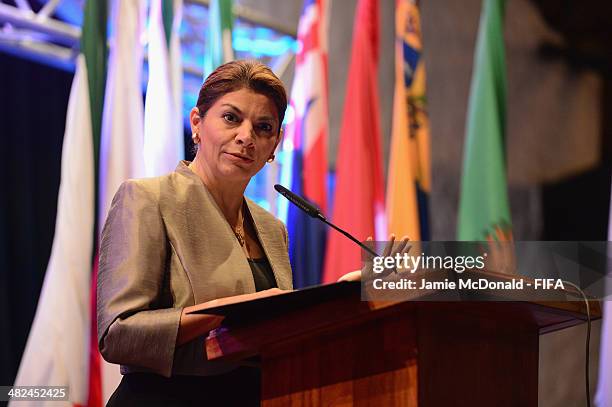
97, 161, 293, 378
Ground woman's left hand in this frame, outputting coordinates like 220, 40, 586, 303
337, 269, 362, 282
336, 234, 410, 282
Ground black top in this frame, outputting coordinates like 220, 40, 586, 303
247, 258, 278, 291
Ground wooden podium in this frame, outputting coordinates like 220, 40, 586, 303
198, 281, 599, 406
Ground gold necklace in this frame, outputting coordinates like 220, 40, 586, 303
234, 207, 246, 247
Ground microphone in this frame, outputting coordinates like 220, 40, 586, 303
274, 184, 379, 258
274, 184, 323, 220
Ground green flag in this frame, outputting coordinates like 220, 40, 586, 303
457, 0, 512, 241
80, 0, 107, 177
162, 0, 174, 47
204, 0, 234, 77
80, 1, 109, 403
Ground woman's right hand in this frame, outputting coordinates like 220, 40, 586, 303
202, 287, 288, 309
177, 309, 225, 346
177, 288, 289, 346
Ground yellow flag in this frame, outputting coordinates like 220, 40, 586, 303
386, 0, 431, 240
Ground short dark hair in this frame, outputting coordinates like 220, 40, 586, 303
196, 60, 287, 131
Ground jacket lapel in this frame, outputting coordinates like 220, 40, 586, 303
246, 198, 293, 290
166, 161, 293, 297
164, 162, 256, 302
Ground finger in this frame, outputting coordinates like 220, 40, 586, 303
395, 237, 411, 256
488, 233, 500, 253
338, 270, 361, 282
495, 227, 506, 242
383, 234, 396, 258
387, 237, 410, 273
390, 236, 409, 255
365, 236, 378, 260
365, 236, 375, 257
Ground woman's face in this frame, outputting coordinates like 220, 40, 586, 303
191, 88, 281, 183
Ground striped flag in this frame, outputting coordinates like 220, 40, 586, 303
386, 0, 430, 241
322, 0, 386, 282
279, 0, 329, 287
144, 0, 184, 177
96, 0, 147, 403
204, 0, 234, 77
457, 0, 512, 242
10, 1, 106, 406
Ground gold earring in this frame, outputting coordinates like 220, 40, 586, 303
267, 154, 275, 163
192, 132, 200, 144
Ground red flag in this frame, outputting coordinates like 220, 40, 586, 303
322, 0, 385, 282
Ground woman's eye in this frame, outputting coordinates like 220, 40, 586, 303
257, 123, 273, 132
223, 112, 237, 123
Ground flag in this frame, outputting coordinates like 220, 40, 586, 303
457, 0, 512, 241
279, 0, 329, 287
95, 0, 147, 403
204, 0, 234, 76
168, 0, 184, 163
99, 0, 146, 230
10, 1, 106, 405
144, 0, 184, 177
386, 0, 430, 241
10, 54, 94, 407
322, 0, 385, 283
596, 188, 612, 406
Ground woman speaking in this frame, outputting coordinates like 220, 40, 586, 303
97, 60, 292, 405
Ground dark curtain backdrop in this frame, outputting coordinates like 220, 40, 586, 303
0, 52, 72, 386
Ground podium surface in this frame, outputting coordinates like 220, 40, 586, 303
194, 281, 599, 406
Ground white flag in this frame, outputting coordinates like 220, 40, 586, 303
98, 0, 147, 402
99, 0, 147, 226
144, 0, 184, 177
10, 54, 94, 407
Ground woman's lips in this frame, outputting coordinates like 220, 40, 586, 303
225, 152, 254, 163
